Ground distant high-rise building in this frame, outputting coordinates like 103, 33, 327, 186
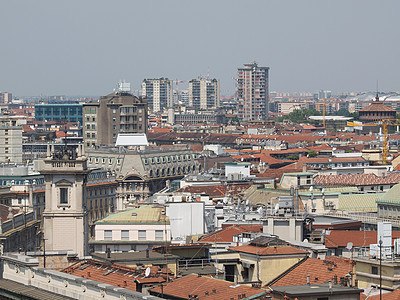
0, 118, 22, 163
0, 92, 12, 104
173, 89, 189, 106
314, 90, 332, 100
83, 82, 148, 147
237, 62, 269, 121
142, 78, 173, 112
188, 78, 220, 110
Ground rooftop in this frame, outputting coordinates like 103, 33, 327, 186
268, 256, 353, 287
149, 273, 268, 300
95, 205, 169, 225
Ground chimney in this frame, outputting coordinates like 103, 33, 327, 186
106, 248, 111, 258
146, 249, 150, 258
307, 275, 310, 285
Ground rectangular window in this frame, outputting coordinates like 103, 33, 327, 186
138, 230, 146, 241
121, 230, 129, 241
372, 266, 379, 275
155, 230, 164, 241
104, 230, 112, 240
60, 188, 68, 204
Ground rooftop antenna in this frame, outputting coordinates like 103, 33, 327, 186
376, 80, 379, 102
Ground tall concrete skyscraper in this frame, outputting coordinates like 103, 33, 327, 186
188, 78, 220, 110
237, 62, 269, 121
142, 78, 173, 112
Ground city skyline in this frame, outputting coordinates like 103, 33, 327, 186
1, 0, 400, 96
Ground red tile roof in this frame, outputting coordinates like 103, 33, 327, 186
359, 102, 396, 112
229, 244, 309, 256
268, 256, 353, 287
324, 230, 400, 248
62, 259, 169, 291
367, 288, 400, 299
149, 274, 268, 300
175, 184, 252, 199
314, 173, 400, 187
199, 225, 262, 243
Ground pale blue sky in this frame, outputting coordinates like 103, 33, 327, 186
1, 0, 399, 96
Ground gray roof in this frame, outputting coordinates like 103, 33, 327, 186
0, 279, 75, 300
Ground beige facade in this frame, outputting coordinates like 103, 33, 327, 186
142, 78, 173, 112
355, 258, 400, 290
212, 249, 307, 285
0, 118, 22, 163
40, 144, 90, 257
188, 78, 220, 110
83, 92, 147, 147
87, 148, 200, 209
92, 205, 171, 253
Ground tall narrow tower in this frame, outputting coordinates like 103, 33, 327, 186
237, 62, 269, 121
40, 144, 90, 257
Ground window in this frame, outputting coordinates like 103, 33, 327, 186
155, 230, 164, 241
121, 230, 129, 241
60, 188, 68, 204
138, 230, 146, 241
104, 230, 112, 240
372, 266, 379, 275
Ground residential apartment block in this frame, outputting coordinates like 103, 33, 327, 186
142, 78, 173, 112
237, 62, 269, 121
0, 118, 22, 163
188, 78, 220, 110
0, 92, 12, 104
83, 91, 147, 147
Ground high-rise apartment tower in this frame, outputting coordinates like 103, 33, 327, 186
142, 78, 173, 112
188, 78, 220, 110
237, 62, 269, 121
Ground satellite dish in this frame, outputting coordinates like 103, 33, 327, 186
223, 197, 228, 204
309, 186, 314, 192
145, 267, 150, 277
321, 188, 325, 194
245, 199, 250, 206
346, 242, 353, 250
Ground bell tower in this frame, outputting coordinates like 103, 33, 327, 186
40, 144, 90, 257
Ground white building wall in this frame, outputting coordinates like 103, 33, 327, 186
166, 202, 205, 241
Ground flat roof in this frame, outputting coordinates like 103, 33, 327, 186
272, 283, 363, 296
115, 133, 148, 146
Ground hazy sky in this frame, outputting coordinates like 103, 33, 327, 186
1, 0, 399, 97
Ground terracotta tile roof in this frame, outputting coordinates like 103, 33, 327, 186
62, 259, 168, 291
229, 244, 309, 256
324, 230, 400, 248
268, 256, 353, 287
359, 102, 396, 112
314, 173, 400, 187
199, 225, 262, 243
21, 124, 34, 132
149, 273, 268, 300
175, 184, 252, 198
0, 204, 19, 223
367, 288, 400, 299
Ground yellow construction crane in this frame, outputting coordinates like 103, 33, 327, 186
346, 119, 400, 164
